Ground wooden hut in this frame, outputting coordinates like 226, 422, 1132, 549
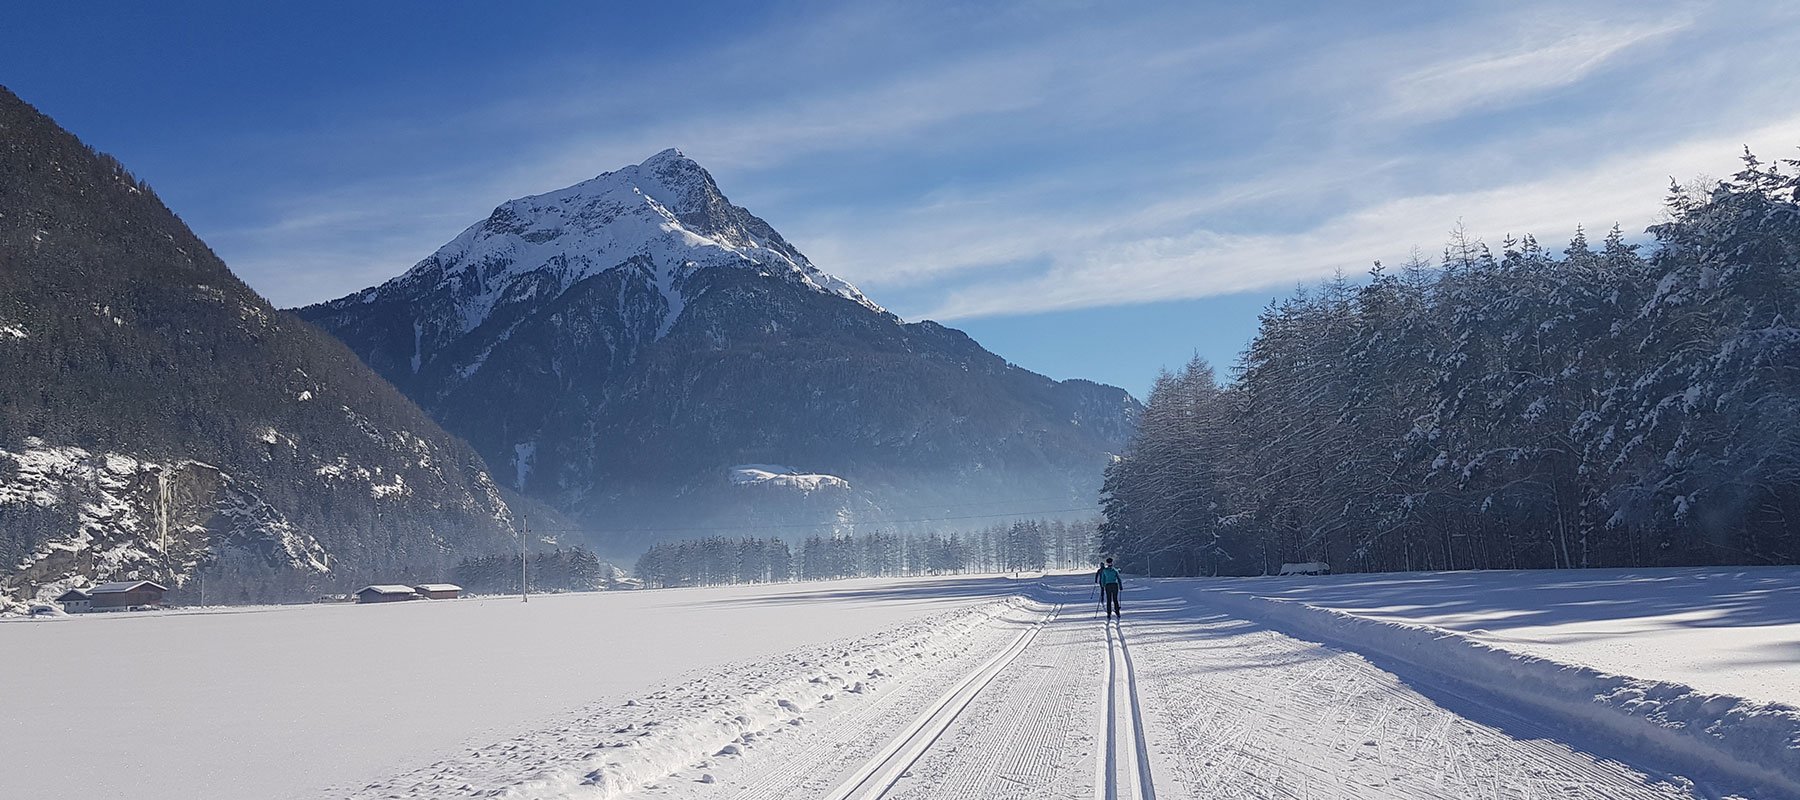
414, 583, 462, 600
87, 580, 168, 611
355, 585, 420, 604
55, 587, 92, 613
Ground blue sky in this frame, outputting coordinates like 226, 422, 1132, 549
5, 1, 1799, 398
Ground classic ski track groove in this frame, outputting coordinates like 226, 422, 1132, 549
816, 603, 1061, 800
1099, 616, 1157, 800
708, 610, 1029, 800
881, 588, 1101, 800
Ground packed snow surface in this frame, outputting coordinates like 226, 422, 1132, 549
6, 568, 1795, 800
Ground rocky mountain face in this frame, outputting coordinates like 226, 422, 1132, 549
0, 86, 520, 608
298, 150, 1139, 553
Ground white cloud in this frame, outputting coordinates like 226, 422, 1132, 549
1383, 20, 1689, 122
910, 114, 1800, 321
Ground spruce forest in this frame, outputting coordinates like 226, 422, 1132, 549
1100, 150, 1800, 576
634, 519, 1099, 588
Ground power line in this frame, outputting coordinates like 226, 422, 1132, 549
530, 506, 1101, 536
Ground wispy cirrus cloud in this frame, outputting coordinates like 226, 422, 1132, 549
1382, 19, 1690, 122
181, 0, 1799, 327
910, 114, 1800, 320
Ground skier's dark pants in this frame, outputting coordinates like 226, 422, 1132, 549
1102, 583, 1121, 616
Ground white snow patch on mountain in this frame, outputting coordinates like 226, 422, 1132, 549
729, 464, 851, 493
0, 323, 25, 339
369, 472, 409, 500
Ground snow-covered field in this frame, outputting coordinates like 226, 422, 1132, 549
0, 576, 1011, 800
6, 568, 1797, 800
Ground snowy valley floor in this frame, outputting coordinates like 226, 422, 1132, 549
6, 569, 1799, 800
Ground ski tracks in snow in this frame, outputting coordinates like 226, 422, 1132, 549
347, 578, 1754, 800
1125, 595, 1718, 800
816, 605, 1060, 800
1098, 617, 1158, 800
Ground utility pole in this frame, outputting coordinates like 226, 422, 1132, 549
520, 515, 529, 603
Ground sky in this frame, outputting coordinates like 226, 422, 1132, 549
4, 1, 1799, 399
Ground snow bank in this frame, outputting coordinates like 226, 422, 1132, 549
1193, 583, 1800, 795
1221, 568, 1800, 707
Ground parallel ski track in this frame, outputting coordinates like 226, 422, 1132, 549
817, 603, 1062, 800
1098, 617, 1157, 800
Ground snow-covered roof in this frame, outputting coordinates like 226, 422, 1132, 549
56, 588, 91, 600
414, 584, 461, 592
89, 580, 168, 594
357, 585, 418, 595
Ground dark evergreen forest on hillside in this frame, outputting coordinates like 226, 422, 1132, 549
1100, 150, 1800, 576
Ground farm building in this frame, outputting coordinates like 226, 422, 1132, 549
414, 584, 462, 600
55, 588, 92, 613
355, 585, 419, 604
88, 581, 168, 611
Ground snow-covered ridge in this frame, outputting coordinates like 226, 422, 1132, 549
729, 464, 851, 493
375, 148, 882, 337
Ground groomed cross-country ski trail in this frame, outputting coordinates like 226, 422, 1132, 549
345, 575, 1786, 800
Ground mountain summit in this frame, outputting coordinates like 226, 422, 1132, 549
360, 148, 879, 345
299, 152, 1139, 551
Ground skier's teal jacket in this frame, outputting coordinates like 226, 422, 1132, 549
1095, 566, 1121, 585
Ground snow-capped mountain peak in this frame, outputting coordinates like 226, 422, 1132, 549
383, 149, 882, 336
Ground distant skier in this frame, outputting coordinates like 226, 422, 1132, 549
1094, 558, 1122, 617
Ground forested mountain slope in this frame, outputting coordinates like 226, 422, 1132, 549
298, 150, 1138, 551
0, 85, 519, 607
1102, 150, 1800, 575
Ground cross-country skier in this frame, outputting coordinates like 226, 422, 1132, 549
1094, 558, 1122, 617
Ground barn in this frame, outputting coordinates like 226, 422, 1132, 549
355, 585, 419, 603
56, 588, 92, 613
88, 581, 168, 611
414, 583, 462, 600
